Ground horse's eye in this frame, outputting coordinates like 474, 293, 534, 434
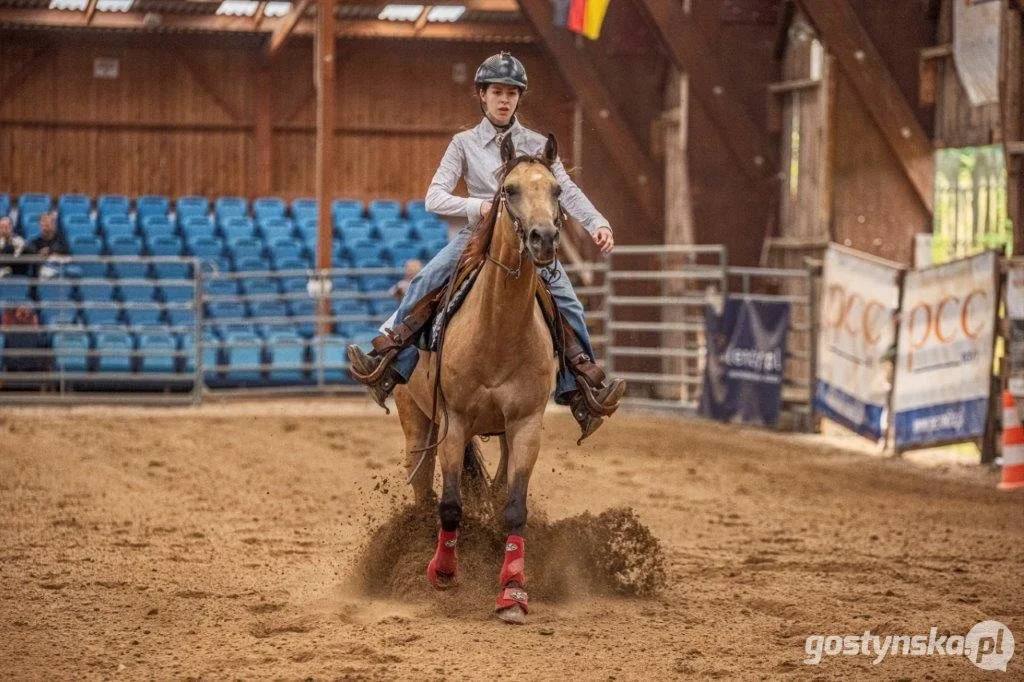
506, 185, 520, 197
553, 186, 563, 198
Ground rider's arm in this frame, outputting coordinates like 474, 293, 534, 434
425, 136, 484, 222
550, 158, 611, 236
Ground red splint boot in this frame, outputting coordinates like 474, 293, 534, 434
426, 529, 459, 589
495, 535, 528, 615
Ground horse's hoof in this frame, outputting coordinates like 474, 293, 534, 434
495, 605, 527, 624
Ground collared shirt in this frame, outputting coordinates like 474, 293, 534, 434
425, 117, 610, 235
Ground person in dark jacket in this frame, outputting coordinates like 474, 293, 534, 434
28, 212, 68, 257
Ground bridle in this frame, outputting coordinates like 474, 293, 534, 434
485, 163, 566, 281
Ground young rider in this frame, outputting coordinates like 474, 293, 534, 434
348, 52, 626, 442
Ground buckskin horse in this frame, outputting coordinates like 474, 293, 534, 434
392, 132, 565, 624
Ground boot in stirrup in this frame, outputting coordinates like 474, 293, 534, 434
347, 345, 401, 413
570, 378, 626, 445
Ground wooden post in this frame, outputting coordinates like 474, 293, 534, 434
315, 0, 337, 330
254, 57, 273, 197
1003, 4, 1023, 255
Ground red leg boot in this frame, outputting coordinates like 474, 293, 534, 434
426, 529, 459, 589
495, 535, 528, 623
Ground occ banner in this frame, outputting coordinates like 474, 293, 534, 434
815, 245, 902, 441
892, 251, 998, 450
701, 298, 790, 427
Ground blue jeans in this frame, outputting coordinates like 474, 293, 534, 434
383, 227, 595, 404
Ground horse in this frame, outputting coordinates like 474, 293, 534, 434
392, 132, 563, 624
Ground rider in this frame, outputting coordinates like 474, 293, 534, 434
347, 52, 626, 442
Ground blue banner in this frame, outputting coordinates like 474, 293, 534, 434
815, 381, 887, 441
701, 298, 790, 427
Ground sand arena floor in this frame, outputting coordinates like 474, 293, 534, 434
0, 398, 1021, 680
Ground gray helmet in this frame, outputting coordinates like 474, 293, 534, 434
474, 52, 528, 91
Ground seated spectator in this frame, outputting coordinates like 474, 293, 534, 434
1, 306, 49, 372
0, 216, 30, 276
28, 212, 68, 257
390, 259, 423, 303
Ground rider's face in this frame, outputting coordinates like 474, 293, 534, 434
480, 84, 521, 126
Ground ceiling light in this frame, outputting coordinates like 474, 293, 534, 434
378, 4, 424, 21
426, 5, 465, 22
263, 1, 293, 17
216, 0, 259, 16
96, 0, 134, 11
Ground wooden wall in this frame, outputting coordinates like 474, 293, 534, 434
0, 32, 584, 211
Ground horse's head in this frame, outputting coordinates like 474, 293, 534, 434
497, 133, 562, 267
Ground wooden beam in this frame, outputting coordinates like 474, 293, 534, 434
315, 0, 337, 279
1003, 4, 1023, 254
253, 0, 268, 29
254, 58, 273, 196
413, 6, 431, 34
517, 0, 664, 231
632, 0, 776, 181
795, 0, 934, 213
0, 9, 534, 42
180, 56, 247, 123
266, 0, 312, 59
83, 0, 98, 25
0, 46, 49, 111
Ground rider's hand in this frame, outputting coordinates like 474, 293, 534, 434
593, 227, 614, 255
480, 201, 493, 217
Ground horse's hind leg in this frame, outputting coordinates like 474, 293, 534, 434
494, 417, 542, 624
426, 420, 470, 590
394, 386, 436, 506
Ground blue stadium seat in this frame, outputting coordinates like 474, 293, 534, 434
148, 236, 188, 280
38, 306, 78, 328
368, 298, 395, 317
234, 256, 270, 272
175, 196, 209, 221
223, 331, 262, 384
36, 281, 73, 302
337, 219, 376, 243
58, 194, 91, 218
18, 193, 51, 217
331, 273, 360, 293
137, 330, 176, 373
53, 331, 90, 373
378, 220, 413, 244
215, 196, 248, 221
102, 215, 136, 238
82, 305, 122, 328
204, 278, 239, 297
20, 212, 42, 240
275, 257, 310, 277
188, 236, 224, 259
281, 278, 309, 297
258, 217, 296, 242
250, 300, 288, 325
0, 194, 9, 217
165, 307, 196, 329
206, 301, 247, 321
119, 282, 156, 303
368, 199, 402, 221
266, 331, 307, 383
77, 281, 115, 303
314, 334, 350, 382
136, 195, 170, 220
62, 214, 96, 240
98, 194, 130, 219
291, 198, 318, 221
181, 216, 215, 240
358, 264, 396, 293
160, 284, 195, 304
270, 238, 303, 263
141, 215, 175, 240
332, 199, 364, 223
240, 278, 279, 297
221, 217, 255, 242
228, 237, 264, 261
406, 200, 430, 220
254, 197, 286, 221
0, 276, 31, 304
125, 308, 164, 329
179, 330, 220, 378
287, 299, 317, 338
94, 330, 133, 372
108, 235, 147, 279
386, 241, 423, 266
296, 218, 319, 238
414, 221, 449, 243
348, 241, 386, 265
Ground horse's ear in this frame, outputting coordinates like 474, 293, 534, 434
544, 133, 558, 164
500, 133, 516, 166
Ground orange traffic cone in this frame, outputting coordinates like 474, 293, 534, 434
999, 391, 1024, 490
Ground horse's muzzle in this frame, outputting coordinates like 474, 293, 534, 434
527, 226, 559, 266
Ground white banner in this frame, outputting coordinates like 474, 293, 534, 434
953, 0, 1001, 106
815, 245, 902, 440
892, 251, 998, 449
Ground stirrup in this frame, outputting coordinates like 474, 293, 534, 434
347, 345, 399, 414
570, 379, 626, 445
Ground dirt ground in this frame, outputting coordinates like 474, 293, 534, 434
1, 398, 1022, 680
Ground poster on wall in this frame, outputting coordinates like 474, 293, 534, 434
891, 251, 998, 450
1006, 264, 1024, 396
815, 244, 903, 441
701, 298, 790, 428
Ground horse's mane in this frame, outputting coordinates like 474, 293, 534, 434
458, 153, 555, 267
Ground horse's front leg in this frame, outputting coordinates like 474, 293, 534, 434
426, 422, 469, 589
495, 416, 542, 624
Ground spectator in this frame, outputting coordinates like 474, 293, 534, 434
390, 258, 423, 303
28, 212, 67, 257
1, 305, 49, 372
0, 216, 30, 276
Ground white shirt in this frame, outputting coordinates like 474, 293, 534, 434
425, 117, 611, 235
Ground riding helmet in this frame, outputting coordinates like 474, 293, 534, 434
474, 52, 528, 92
